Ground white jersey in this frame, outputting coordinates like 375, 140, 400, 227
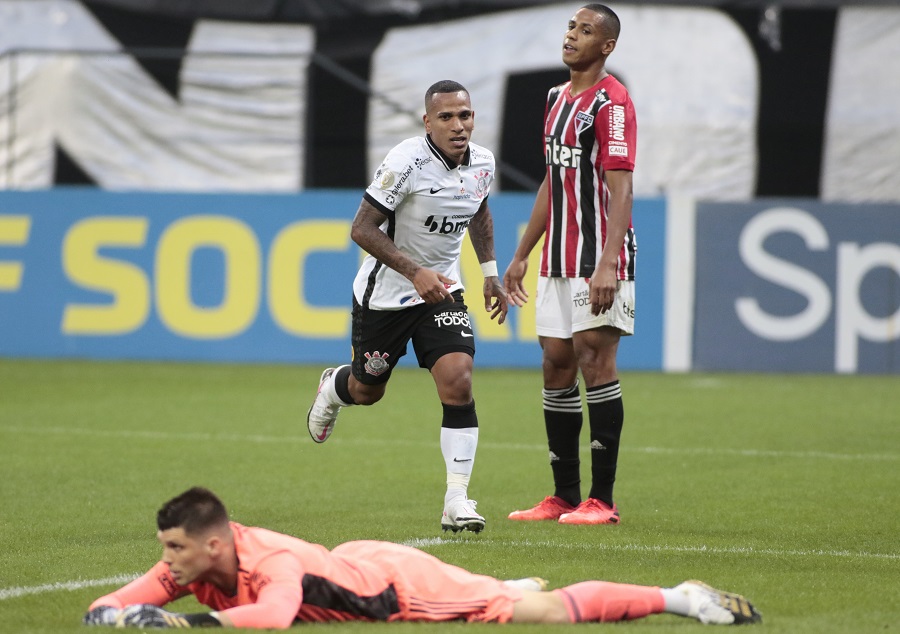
354, 135, 495, 310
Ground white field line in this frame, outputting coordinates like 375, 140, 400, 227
4, 538, 897, 603
2, 424, 897, 462
404, 538, 900, 561
0, 573, 140, 601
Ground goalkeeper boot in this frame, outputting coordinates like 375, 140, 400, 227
307, 367, 342, 443
441, 498, 485, 533
508, 495, 576, 521
674, 580, 762, 625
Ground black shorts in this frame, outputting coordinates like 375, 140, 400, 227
351, 291, 475, 385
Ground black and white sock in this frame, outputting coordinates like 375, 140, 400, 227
586, 380, 624, 506
440, 401, 478, 507
543, 381, 582, 507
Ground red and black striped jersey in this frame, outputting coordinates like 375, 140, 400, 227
540, 74, 637, 279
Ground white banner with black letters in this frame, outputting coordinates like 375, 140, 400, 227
1, 0, 899, 200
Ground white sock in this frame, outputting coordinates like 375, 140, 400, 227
660, 587, 692, 617
441, 427, 478, 506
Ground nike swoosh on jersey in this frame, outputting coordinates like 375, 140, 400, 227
429, 186, 447, 194
461, 332, 474, 338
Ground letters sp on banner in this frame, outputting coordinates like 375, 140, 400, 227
695, 203, 900, 374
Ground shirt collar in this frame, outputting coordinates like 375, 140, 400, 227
425, 134, 471, 170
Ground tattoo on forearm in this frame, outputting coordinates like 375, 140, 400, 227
468, 204, 496, 263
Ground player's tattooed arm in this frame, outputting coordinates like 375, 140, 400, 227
351, 198, 421, 280
468, 199, 496, 264
351, 198, 454, 303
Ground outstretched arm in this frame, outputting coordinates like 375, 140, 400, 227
85, 555, 305, 629
468, 198, 509, 324
88, 562, 187, 612
84, 561, 192, 626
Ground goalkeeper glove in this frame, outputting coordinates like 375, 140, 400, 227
113, 604, 221, 628
83, 605, 121, 626
115, 605, 190, 628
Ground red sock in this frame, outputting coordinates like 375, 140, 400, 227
553, 581, 665, 622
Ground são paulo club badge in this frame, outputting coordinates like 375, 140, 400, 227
364, 351, 390, 376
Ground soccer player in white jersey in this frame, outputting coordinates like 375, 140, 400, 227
504, 4, 637, 525
306, 80, 508, 533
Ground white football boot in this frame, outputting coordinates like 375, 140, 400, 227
674, 580, 762, 625
441, 498, 485, 533
307, 368, 341, 443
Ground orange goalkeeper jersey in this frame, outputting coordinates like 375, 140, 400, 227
90, 523, 521, 629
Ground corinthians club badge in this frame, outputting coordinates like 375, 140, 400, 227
364, 351, 390, 376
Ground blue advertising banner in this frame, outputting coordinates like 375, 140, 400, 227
692, 200, 900, 373
0, 189, 666, 369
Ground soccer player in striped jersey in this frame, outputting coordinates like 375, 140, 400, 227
504, 4, 637, 525
83, 487, 762, 628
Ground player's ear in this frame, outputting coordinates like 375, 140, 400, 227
205, 535, 222, 557
423, 113, 432, 133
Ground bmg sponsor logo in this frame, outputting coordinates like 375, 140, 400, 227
424, 215, 470, 234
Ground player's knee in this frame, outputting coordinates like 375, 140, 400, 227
575, 345, 617, 377
354, 393, 381, 406
432, 355, 473, 401
439, 382, 473, 406
351, 382, 386, 406
541, 358, 578, 387
445, 370, 472, 396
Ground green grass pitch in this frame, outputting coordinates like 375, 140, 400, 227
0, 359, 897, 632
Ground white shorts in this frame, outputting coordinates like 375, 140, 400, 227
535, 277, 635, 339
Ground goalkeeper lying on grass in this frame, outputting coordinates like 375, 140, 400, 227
84, 487, 761, 628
